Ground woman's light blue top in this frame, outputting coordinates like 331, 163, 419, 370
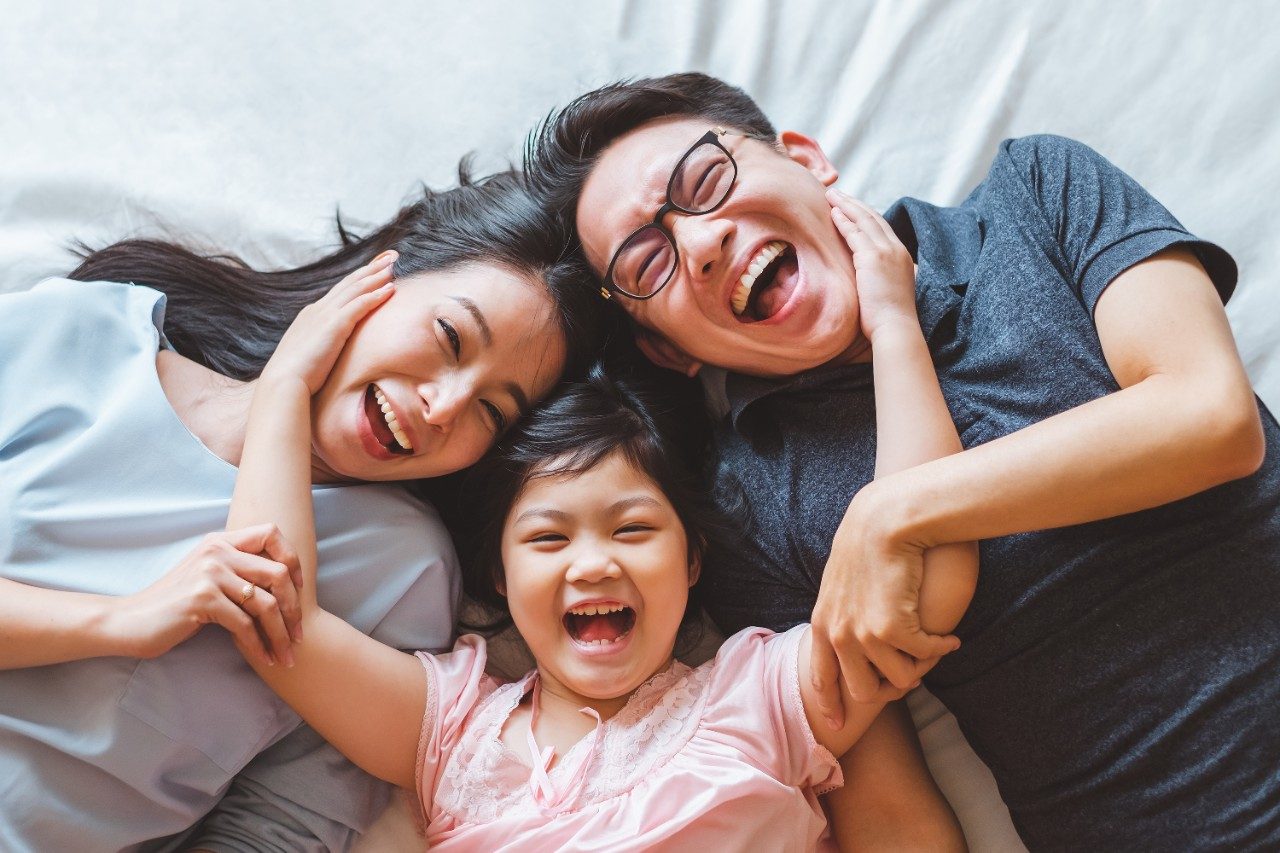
0, 279, 459, 852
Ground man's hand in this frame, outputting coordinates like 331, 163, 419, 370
809, 483, 961, 728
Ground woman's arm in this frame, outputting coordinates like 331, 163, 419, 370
224, 255, 426, 790
0, 526, 299, 670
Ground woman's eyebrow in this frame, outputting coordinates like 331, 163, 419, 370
512, 507, 569, 526
448, 295, 492, 346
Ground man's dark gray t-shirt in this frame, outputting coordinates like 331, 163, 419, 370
703, 135, 1279, 849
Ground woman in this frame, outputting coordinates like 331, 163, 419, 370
0, 170, 600, 851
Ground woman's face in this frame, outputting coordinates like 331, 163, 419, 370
309, 262, 567, 482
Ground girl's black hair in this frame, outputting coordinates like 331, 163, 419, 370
453, 353, 733, 647
67, 166, 603, 383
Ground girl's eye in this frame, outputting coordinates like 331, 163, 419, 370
530, 532, 567, 544
482, 400, 507, 433
616, 523, 652, 536
437, 318, 461, 358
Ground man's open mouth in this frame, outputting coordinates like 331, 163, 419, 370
730, 240, 799, 322
563, 603, 636, 646
363, 384, 413, 455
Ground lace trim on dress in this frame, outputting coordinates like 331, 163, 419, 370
433, 660, 713, 826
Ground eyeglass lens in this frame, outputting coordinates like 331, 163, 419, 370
611, 141, 736, 297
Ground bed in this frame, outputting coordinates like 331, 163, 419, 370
3, 2, 1276, 849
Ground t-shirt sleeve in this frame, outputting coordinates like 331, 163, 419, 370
998, 134, 1237, 313
703, 626, 842, 793
184, 725, 390, 853
414, 636, 494, 817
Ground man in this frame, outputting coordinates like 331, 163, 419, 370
525, 73, 1279, 848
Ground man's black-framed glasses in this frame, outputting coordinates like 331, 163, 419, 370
601, 128, 738, 300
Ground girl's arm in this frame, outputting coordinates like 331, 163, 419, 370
803, 193, 977, 745
225, 255, 426, 790
800, 195, 974, 849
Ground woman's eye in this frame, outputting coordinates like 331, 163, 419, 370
530, 532, 566, 544
437, 318, 461, 358
482, 400, 507, 433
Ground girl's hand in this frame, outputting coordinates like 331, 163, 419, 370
260, 252, 398, 394
106, 524, 304, 668
827, 190, 919, 343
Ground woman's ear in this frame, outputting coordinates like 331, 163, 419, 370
634, 326, 703, 378
779, 130, 839, 187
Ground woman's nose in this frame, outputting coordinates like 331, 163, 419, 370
420, 379, 470, 432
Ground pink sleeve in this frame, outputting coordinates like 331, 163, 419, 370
703, 626, 842, 793
413, 635, 493, 817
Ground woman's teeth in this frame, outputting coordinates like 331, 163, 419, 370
373, 386, 413, 452
730, 240, 787, 316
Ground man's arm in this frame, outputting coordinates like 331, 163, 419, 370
821, 246, 1263, 701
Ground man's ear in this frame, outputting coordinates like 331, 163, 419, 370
779, 130, 839, 187
634, 326, 703, 378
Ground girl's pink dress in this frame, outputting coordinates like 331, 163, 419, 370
414, 625, 841, 852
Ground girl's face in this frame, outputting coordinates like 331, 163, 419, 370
309, 262, 566, 482
500, 450, 698, 706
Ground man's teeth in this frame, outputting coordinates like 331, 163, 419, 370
567, 603, 627, 616
373, 386, 413, 451
730, 240, 787, 315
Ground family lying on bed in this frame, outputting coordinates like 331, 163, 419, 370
2, 73, 1276, 852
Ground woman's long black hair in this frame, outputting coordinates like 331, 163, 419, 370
67, 166, 602, 383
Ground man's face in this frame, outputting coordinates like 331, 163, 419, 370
577, 116, 863, 378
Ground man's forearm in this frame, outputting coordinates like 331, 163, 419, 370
877, 372, 1264, 548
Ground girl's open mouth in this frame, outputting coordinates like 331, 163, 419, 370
563, 604, 636, 647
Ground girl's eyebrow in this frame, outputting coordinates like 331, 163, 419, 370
512, 495, 664, 527
448, 295, 492, 346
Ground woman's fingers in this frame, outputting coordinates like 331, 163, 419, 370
330, 252, 397, 301
208, 595, 276, 668
222, 575, 295, 667
225, 550, 303, 644
224, 523, 303, 591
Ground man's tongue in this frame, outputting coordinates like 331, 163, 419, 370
750, 253, 799, 320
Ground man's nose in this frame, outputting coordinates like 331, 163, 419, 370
669, 212, 733, 282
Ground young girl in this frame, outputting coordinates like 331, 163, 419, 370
225, 203, 975, 850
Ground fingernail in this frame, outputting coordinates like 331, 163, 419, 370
265, 655, 276, 667
283, 650, 296, 668
826, 716, 841, 731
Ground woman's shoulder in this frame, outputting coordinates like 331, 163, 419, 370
3, 278, 167, 350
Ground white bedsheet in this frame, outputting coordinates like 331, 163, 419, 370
3, 3, 1276, 850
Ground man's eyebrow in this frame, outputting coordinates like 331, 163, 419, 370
448, 295, 492, 346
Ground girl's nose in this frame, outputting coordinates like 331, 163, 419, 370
564, 548, 622, 584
